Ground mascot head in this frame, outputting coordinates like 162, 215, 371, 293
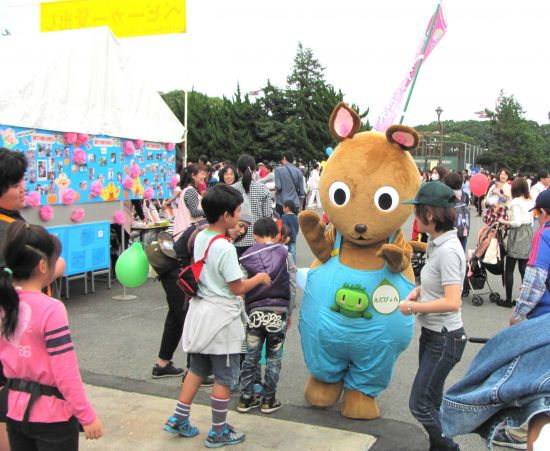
320, 103, 420, 246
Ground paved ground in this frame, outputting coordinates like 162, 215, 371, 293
65, 209, 519, 450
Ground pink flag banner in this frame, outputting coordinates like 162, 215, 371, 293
374, 2, 447, 131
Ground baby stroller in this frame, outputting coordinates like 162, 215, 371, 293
466, 223, 506, 306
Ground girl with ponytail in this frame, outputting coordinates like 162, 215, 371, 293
0, 222, 103, 449
232, 154, 272, 256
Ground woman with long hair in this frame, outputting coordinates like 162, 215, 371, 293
0, 222, 103, 450
173, 163, 208, 239
498, 178, 534, 307
231, 154, 272, 256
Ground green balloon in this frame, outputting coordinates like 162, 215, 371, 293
115, 241, 149, 288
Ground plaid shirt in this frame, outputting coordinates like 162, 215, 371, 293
482, 206, 508, 227
513, 265, 548, 321
232, 180, 272, 248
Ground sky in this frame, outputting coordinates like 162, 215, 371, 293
2, 0, 550, 127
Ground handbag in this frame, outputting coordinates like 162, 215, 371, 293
144, 231, 178, 277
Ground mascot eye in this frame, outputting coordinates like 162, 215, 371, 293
328, 181, 351, 207
374, 186, 399, 212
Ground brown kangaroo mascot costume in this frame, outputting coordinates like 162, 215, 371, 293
298, 102, 420, 419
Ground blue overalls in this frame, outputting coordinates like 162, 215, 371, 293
300, 231, 415, 397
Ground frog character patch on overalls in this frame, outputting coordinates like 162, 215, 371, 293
298, 102, 421, 420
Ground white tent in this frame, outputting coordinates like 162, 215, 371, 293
0, 27, 184, 143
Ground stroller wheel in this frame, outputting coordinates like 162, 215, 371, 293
472, 295, 483, 306
489, 292, 501, 303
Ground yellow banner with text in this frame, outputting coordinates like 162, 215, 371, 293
40, 0, 186, 37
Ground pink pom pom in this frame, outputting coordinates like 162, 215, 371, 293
165, 142, 175, 151
70, 208, 85, 222
169, 175, 179, 189
123, 176, 134, 190
91, 181, 103, 196
113, 210, 125, 225
130, 163, 141, 179
63, 188, 76, 205
72, 148, 86, 165
39, 206, 54, 222
134, 139, 144, 149
144, 187, 154, 200
64, 132, 77, 145
76, 133, 89, 145
123, 140, 135, 156
25, 191, 41, 208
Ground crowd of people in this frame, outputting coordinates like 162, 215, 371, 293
0, 142, 548, 450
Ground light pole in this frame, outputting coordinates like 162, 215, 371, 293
435, 106, 443, 165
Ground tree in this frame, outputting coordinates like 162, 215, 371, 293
486, 90, 546, 172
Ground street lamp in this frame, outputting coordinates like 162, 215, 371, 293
435, 106, 443, 165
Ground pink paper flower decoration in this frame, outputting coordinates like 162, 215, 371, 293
70, 208, 85, 222
63, 188, 76, 205
123, 140, 135, 156
113, 210, 125, 225
123, 176, 134, 190
39, 206, 54, 222
72, 148, 86, 165
64, 132, 77, 145
91, 181, 103, 196
134, 139, 144, 149
144, 187, 154, 200
76, 133, 89, 145
130, 163, 141, 179
25, 191, 41, 208
165, 142, 175, 151
169, 175, 179, 189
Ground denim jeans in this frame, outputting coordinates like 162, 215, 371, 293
240, 310, 287, 400
409, 326, 466, 451
287, 242, 297, 264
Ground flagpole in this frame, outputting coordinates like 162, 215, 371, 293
399, 1, 442, 124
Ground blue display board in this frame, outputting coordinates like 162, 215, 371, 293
0, 124, 176, 204
48, 222, 111, 276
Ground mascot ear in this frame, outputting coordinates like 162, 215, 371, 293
329, 103, 362, 141
386, 125, 419, 150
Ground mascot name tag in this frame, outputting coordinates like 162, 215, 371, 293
371, 280, 400, 315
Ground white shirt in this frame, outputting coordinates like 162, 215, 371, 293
508, 197, 535, 227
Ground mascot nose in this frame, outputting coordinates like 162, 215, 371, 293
355, 224, 368, 234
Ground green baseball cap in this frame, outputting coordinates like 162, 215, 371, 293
402, 181, 456, 208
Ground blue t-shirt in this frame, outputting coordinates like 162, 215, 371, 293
281, 212, 299, 244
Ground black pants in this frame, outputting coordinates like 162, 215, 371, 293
7, 417, 79, 451
505, 257, 527, 302
158, 269, 188, 363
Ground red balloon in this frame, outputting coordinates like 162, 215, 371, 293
470, 173, 489, 197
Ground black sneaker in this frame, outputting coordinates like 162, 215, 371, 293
492, 426, 527, 449
237, 396, 261, 413
201, 376, 215, 387
261, 397, 282, 414
497, 299, 515, 308
152, 362, 185, 379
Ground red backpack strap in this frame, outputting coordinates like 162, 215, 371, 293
200, 234, 229, 262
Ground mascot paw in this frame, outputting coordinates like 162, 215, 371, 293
409, 240, 428, 253
376, 243, 406, 273
298, 210, 322, 232
341, 390, 381, 420
304, 376, 343, 407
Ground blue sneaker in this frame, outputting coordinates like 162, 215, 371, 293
163, 416, 199, 437
204, 424, 246, 448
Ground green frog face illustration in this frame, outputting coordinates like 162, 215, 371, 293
331, 284, 372, 319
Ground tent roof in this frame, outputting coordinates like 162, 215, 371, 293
0, 27, 184, 143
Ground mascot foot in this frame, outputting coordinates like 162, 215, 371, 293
304, 376, 343, 407
341, 390, 380, 420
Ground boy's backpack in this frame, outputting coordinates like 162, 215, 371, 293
173, 219, 209, 266
454, 192, 470, 238
176, 234, 228, 297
